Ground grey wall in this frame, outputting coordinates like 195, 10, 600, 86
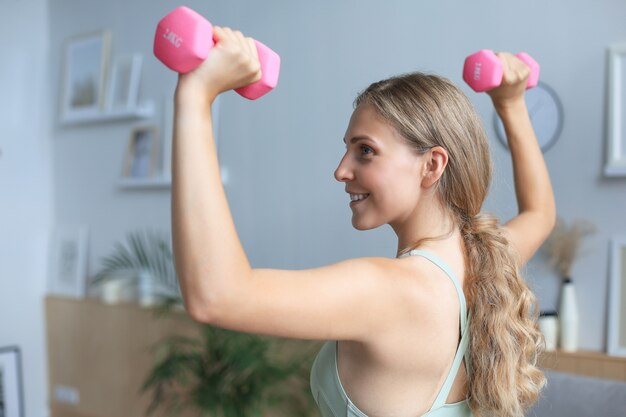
0, 0, 52, 416
5, 0, 618, 414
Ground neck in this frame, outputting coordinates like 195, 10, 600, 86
391, 199, 456, 257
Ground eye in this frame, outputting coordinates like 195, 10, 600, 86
360, 144, 374, 157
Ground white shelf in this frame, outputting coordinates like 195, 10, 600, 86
604, 163, 626, 177
60, 101, 155, 126
117, 175, 171, 190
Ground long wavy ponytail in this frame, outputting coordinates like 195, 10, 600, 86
355, 72, 546, 417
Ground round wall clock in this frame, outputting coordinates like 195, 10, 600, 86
494, 81, 564, 153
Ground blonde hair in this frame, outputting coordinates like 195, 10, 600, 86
355, 72, 545, 417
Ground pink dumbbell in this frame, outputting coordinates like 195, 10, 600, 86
462, 49, 540, 93
154, 6, 280, 100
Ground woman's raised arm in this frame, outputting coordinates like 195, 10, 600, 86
487, 52, 557, 265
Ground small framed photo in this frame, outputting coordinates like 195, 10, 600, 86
60, 30, 111, 123
106, 54, 143, 112
608, 237, 626, 356
123, 126, 160, 178
0, 346, 25, 417
48, 227, 89, 298
605, 43, 626, 176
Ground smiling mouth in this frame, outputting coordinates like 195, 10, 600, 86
349, 194, 370, 206
350, 193, 370, 201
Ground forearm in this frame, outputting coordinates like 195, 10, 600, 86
496, 99, 556, 225
171, 88, 251, 316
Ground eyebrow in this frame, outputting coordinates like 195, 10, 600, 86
343, 135, 375, 145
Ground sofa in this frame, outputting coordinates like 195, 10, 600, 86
526, 370, 626, 417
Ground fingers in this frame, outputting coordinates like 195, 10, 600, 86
213, 26, 261, 80
496, 52, 531, 86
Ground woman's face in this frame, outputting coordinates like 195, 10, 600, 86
335, 103, 427, 231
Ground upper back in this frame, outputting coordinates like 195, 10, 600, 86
310, 249, 473, 417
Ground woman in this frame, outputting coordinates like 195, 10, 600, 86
172, 27, 555, 417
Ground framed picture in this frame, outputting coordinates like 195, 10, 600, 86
608, 237, 626, 356
0, 346, 25, 417
605, 43, 626, 177
60, 30, 111, 123
48, 227, 89, 298
123, 126, 160, 179
106, 54, 142, 112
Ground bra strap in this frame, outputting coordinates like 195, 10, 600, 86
398, 249, 471, 410
398, 249, 467, 330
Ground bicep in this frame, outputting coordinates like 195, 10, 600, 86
197, 257, 412, 342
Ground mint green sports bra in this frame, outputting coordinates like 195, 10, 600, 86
310, 249, 473, 417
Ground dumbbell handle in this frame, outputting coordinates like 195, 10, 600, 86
463, 49, 540, 93
154, 6, 280, 100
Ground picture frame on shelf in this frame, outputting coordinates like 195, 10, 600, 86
60, 30, 111, 124
605, 42, 626, 177
106, 53, 143, 113
48, 227, 89, 299
608, 237, 626, 356
0, 346, 25, 417
122, 125, 160, 179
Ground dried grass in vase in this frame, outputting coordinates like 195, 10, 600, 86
542, 217, 596, 280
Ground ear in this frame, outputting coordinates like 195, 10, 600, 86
421, 146, 448, 188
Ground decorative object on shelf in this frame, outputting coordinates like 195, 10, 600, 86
105, 53, 143, 113
60, 30, 111, 124
538, 310, 558, 350
0, 345, 25, 417
605, 43, 626, 177
99, 276, 136, 305
141, 316, 320, 417
542, 217, 596, 352
494, 81, 563, 153
608, 237, 626, 356
47, 226, 89, 299
122, 125, 160, 179
91, 229, 181, 306
558, 278, 579, 352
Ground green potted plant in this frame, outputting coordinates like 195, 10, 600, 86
142, 321, 320, 417
92, 229, 320, 417
91, 229, 181, 306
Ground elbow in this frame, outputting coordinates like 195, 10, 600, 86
183, 290, 220, 324
187, 298, 222, 324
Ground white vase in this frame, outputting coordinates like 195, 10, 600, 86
538, 311, 558, 350
137, 270, 160, 307
101, 277, 135, 304
558, 278, 579, 352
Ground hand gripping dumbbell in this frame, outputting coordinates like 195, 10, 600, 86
462, 49, 540, 93
154, 6, 280, 100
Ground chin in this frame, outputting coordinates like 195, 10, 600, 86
351, 217, 383, 231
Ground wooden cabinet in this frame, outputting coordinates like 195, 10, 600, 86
46, 296, 201, 417
538, 349, 626, 382
45, 296, 319, 417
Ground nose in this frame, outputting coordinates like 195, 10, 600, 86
334, 152, 354, 182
